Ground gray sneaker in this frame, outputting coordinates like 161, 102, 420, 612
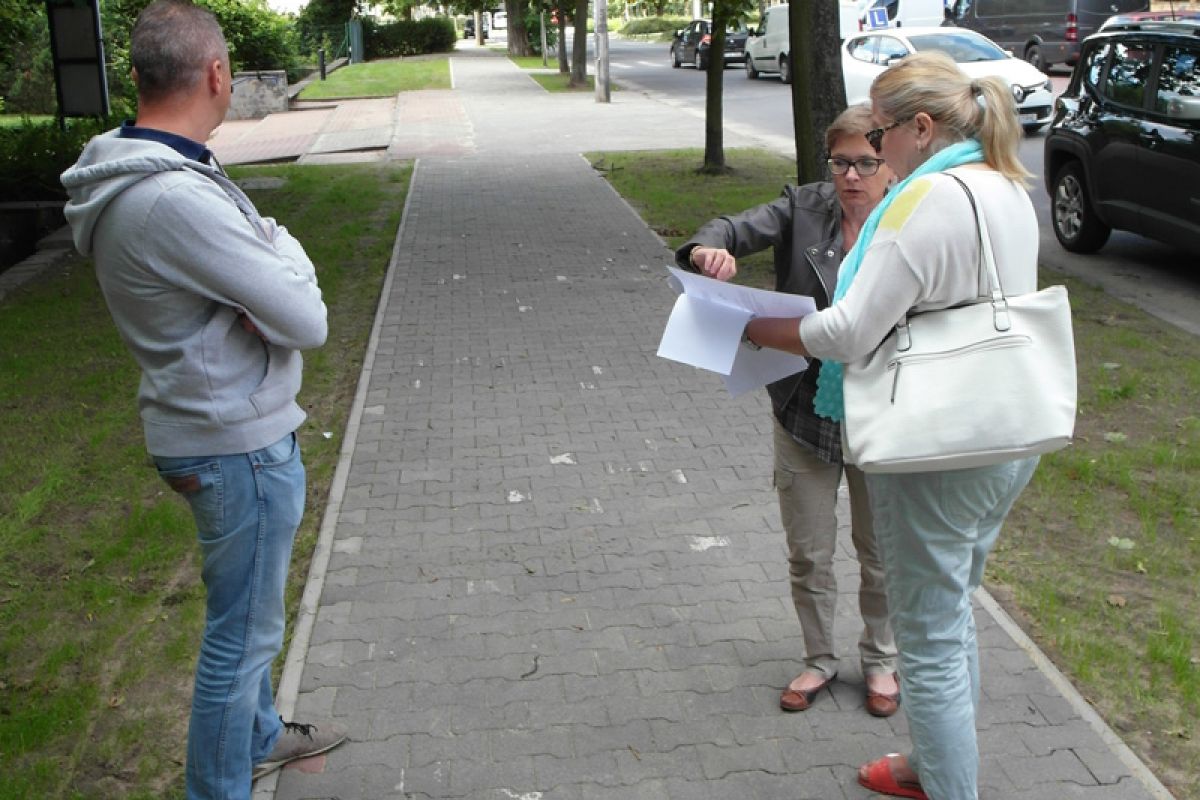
252, 717, 348, 780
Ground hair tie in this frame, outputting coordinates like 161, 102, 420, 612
970, 81, 982, 97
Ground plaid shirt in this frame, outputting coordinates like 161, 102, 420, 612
769, 359, 842, 464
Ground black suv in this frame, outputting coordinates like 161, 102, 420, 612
1043, 18, 1200, 255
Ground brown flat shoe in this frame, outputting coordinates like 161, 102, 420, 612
865, 688, 901, 717
779, 672, 836, 712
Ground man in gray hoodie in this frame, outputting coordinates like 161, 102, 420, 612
60, 2, 344, 797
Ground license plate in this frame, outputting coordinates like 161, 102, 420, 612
1020, 112, 1037, 123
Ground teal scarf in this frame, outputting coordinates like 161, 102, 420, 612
813, 139, 984, 421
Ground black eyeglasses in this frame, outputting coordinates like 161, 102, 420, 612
827, 156, 885, 177
865, 117, 911, 153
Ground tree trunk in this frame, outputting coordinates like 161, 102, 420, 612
506, 0, 534, 56
569, 0, 588, 87
557, 7, 568, 73
789, 0, 847, 183
702, 4, 730, 173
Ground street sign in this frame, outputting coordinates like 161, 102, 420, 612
867, 7, 890, 29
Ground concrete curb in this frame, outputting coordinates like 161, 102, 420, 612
974, 587, 1177, 799
252, 158, 423, 800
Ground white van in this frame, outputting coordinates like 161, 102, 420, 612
745, 3, 862, 82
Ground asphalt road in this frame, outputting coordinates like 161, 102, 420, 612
597, 36, 1200, 336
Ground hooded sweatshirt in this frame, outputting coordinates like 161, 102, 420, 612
61, 130, 328, 457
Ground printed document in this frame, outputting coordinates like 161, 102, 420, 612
657, 266, 816, 396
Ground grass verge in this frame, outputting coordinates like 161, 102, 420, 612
590, 148, 796, 289
590, 146, 1200, 800
509, 55, 557, 69
297, 56, 451, 100
528, 72, 619, 93
0, 162, 411, 799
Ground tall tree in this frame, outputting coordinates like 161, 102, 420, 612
700, 3, 730, 172
505, 0, 534, 56
700, 0, 753, 174
555, 1, 568, 72
568, 0, 587, 87
788, 0, 846, 183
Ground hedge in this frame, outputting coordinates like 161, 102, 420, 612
364, 17, 457, 59
620, 16, 690, 35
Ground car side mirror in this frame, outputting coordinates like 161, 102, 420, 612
885, 55, 906, 67
747, 26, 758, 36
1004, 49, 1014, 57
674, 29, 682, 37
1164, 95, 1200, 121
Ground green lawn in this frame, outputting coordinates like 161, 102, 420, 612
0, 162, 412, 799
590, 147, 1200, 800
297, 56, 451, 100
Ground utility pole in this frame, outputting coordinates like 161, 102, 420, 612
595, 0, 610, 102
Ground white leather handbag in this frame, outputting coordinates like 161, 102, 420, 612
841, 176, 1078, 473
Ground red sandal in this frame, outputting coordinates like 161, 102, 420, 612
858, 754, 928, 800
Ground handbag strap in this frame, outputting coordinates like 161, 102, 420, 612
948, 172, 1012, 332
892, 171, 1015, 351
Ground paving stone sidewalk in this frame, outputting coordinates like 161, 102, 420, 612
260, 52, 1172, 800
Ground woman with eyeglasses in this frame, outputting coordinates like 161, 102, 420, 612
677, 104, 901, 720
743, 52, 1041, 800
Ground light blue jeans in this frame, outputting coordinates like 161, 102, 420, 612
155, 433, 306, 800
866, 457, 1038, 800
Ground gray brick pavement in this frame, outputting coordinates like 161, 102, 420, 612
257, 51, 1171, 800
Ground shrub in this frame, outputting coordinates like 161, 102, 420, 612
363, 16, 456, 58
620, 16, 690, 35
0, 117, 111, 202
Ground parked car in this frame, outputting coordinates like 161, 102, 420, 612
856, 0, 948, 30
464, 14, 489, 39
1043, 18, 1200, 254
841, 27, 1054, 131
670, 19, 750, 70
745, 3, 861, 82
945, 0, 1149, 71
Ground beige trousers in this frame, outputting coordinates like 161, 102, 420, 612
772, 418, 897, 678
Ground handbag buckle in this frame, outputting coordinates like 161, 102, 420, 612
991, 290, 1012, 332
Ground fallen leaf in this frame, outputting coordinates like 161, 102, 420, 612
1108, 536, 1135, 550
1103, 432, 1127, 443
108, 695, 125, 708
1135, 560, 1147, 574
1107, 594, 1127, 608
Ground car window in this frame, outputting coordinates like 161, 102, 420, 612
876, 36, 910, 65
1155, 45, 1200, 114
908, 32, 1006, 63
1082, 42, 1111, 92
1103, 41, 1154, 108
848, 36, 878, 63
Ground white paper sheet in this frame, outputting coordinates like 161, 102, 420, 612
657, 266, 818, 397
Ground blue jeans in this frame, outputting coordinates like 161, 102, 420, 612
155, 433, 306, 800
866, 457, 1038, 800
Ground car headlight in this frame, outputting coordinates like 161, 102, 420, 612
1042, 80, 1052, 93
1011, 84, 1027, 103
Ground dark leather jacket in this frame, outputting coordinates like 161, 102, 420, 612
675, 182, 845, 463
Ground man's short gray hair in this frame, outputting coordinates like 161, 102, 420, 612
131, 0, 229, 102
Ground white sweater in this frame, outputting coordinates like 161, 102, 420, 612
799, 167, 1038, 364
